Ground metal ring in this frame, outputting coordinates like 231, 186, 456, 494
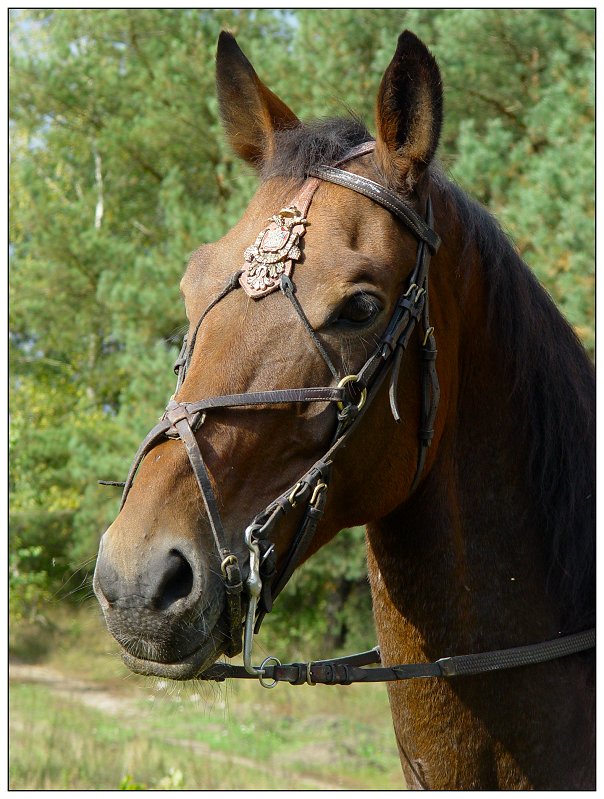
258, 656, 281, 689
337, 374, 367, 412
306, 661, 316, 686
244, 523, 261, 548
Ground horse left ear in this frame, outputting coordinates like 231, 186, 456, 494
216, 31, 300, 168
375, 31, 443, 192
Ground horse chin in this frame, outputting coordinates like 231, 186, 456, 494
120, 626, 228, 681
115, 599, 231, 681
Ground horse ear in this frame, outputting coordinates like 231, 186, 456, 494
375, 31, 443, 192
216, 31, 300, 168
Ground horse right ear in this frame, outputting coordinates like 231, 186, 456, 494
375, 31, 443, 193
216, 32, 300, 169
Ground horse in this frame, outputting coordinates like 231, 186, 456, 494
93, 30, 595, 789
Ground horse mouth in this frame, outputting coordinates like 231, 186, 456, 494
115, 598, 231, 681
120, 627, 227, 681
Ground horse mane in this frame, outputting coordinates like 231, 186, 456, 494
261, 116, 373, 181
439, 178, 595, 632
263, 117, 595, 632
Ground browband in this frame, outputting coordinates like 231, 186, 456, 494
308, 164, 441, 253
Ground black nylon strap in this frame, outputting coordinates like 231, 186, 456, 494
435, 628, 595, 677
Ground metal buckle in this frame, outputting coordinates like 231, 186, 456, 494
310, 481, 327, 506
403, 283, 425, 306
220, 553, 238, 579
287, 481, 305, 508
336, 374, 367, 412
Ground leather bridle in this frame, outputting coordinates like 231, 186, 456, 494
103, 141, 594, 686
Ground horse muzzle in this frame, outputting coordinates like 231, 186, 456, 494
93, 531, 229, 678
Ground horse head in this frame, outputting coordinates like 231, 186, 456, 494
93, 30, 454, 679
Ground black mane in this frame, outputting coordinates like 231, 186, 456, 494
263, 118, 595, 631
261, 117, 373, 181
441, 179, 595, 631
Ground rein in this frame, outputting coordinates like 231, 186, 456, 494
102, 140, 595, 686
197, 629, 596, 688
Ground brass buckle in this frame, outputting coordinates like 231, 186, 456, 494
288, 481, 305, 508
337, 374, 367, 412
310, 481, 327, 506
220, 554, 238, 579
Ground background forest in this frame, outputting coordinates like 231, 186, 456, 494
10, 9, 595, 655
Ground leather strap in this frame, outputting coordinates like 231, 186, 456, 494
174, 418, 227, 559
261, 463, 331, 607
280, 275, 339, 379
184, 271, 242, 377
308, 165, 441, 253
182, 387, 345, 415
198, 629, 595, 685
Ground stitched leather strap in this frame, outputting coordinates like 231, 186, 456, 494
308, 165, 441, 253
182, 387, 345, 416
198, 629, 595, 684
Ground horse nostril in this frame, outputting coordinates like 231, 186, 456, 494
153, 549, 195, 611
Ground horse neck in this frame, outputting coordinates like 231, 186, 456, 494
366, 206, 595, 788
367, 353, 560, 661
369, 188, 594, 654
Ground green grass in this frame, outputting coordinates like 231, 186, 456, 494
10, 605, 405, 789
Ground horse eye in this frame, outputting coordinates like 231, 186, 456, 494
333, 294, 382, 328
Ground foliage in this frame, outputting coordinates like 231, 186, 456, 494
119, 769, 184, 790
9, 10, 594, 643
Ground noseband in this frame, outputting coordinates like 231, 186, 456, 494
104, 140, 594, 685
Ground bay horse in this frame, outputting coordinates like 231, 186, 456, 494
93, 31, 595, 789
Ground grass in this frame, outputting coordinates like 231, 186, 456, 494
9, 604, 405, 790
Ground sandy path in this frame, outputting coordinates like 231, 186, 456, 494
9, 662, 342, 790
